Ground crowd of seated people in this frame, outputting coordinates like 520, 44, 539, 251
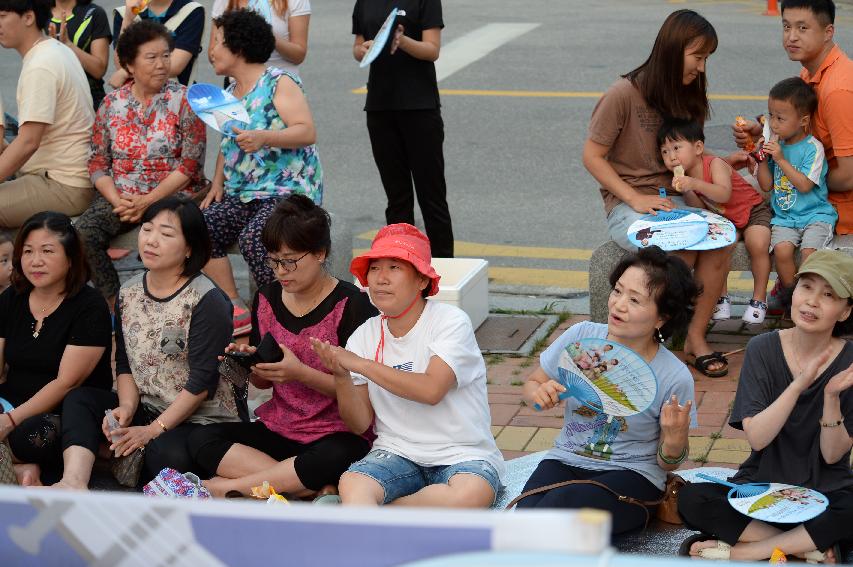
0, 0, 850, 562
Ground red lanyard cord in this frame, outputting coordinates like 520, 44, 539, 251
374, 294, 422, 364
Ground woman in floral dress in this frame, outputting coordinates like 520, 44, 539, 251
201, 8, 323, 337
76, 20, 206, 308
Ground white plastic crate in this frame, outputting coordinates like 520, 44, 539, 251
355, 258, 490, 330
430, 258, 489, 330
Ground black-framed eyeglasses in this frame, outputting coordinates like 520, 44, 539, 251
264, 251, 310, 272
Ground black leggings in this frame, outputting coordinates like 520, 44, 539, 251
678, 481, 853, 552
61, 387, 204, 484
6, 413, 62, 466
516, 458, 663, 536
187, 420, 370, 491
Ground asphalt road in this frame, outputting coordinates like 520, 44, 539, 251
1, 0, 852, 285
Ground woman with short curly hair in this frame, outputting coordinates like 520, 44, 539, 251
201, 9, 323, 337
209, 0, 310, 77
517, 246, 699, 539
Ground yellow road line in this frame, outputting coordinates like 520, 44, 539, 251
348, 258, 768, 292
355, 231, 593, 260
350, 87, 767, 101
486, 267, 763, 292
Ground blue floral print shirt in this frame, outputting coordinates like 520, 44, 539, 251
222, 68, 323, 204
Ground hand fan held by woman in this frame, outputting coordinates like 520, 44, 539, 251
533, 338, 658, 417
187, 83, 265, 166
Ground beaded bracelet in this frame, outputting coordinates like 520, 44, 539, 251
658, 443, 688, 465
820, 417, 845, 428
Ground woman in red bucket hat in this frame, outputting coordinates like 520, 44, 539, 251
311, 223, 504, 507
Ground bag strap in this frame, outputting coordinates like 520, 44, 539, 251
114, 2, 205, 84
114, 2, 201, 30
505, 478, 669, 529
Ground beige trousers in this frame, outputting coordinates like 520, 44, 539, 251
0, 171, 93, 228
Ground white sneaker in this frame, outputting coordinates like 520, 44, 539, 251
712, 296, 731, 320
742, 299, 768, 325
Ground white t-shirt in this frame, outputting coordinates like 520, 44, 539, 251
211, 0, 310, 76
17, 38, 94, 187
347, 300, 505, 479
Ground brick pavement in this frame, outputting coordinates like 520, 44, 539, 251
488, 314, 793, 471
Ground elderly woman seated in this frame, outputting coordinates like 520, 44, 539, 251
75, 20, 206, 308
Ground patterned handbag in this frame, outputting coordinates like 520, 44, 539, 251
0, 440, 18, 485
143, 468, 211, 499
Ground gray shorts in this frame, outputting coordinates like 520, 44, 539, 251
606, 196, 691, 251
770, 222, 834, 251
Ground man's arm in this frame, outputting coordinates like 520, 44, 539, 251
828, 155, 853, 193
0, 122, 47, 180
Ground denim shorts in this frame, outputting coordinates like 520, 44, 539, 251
347, 450, 502, 505
606, 196, 691, 251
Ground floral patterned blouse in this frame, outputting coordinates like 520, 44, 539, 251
222, 68, 323, 204
88, 79, 206, 196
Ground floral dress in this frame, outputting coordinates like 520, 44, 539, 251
221, 68, 323, 204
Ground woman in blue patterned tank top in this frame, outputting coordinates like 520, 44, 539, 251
201, 8, 323, 337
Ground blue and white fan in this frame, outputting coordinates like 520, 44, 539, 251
685, 210, 736, 251
187, 83, 264, 166
359, 7, 405, 68
626, 209, 708, 251
535, 338, 657, 417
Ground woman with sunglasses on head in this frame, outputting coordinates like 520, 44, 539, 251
188, 195, 376, 499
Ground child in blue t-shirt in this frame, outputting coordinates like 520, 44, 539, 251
757, 77, 836, 301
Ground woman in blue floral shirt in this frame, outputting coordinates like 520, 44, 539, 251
201, 8, 323, 336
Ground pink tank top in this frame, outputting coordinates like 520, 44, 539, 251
253, 293, 373, 444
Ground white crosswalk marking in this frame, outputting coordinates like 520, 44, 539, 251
436, 23, 541, 82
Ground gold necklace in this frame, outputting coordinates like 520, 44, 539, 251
31, 293, 65, 338
284, 276, 335, 318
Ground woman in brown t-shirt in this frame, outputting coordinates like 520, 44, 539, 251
582, 9, 731, 378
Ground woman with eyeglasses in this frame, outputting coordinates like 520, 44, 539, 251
187, 195, 376, 499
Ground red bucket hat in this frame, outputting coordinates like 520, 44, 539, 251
350, 224, 440, 296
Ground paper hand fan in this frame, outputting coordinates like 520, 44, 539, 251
247, 0, 273, 24
626, 209, 708, 251
188, 83, 265, 166
685, 210, 736, 251
727, 483, 828, 523
359, 8, 405, 68
0, 397, 12, 414
534, 338, 657, 417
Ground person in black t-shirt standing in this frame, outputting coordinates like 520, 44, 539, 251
678, 249, 853, 563
352, 0, 454, 258
109, 0, 205, 87
48, 0, 112, 108
0, 212, 112, 485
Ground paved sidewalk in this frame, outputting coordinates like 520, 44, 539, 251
487, 314, 793, 470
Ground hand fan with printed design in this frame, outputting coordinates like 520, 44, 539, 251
626, 209, 708, 251
534, 338, 657, 417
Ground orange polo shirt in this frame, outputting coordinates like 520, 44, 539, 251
801, 44, 853, 234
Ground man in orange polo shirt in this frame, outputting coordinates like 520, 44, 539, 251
735, 0, 853, 241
